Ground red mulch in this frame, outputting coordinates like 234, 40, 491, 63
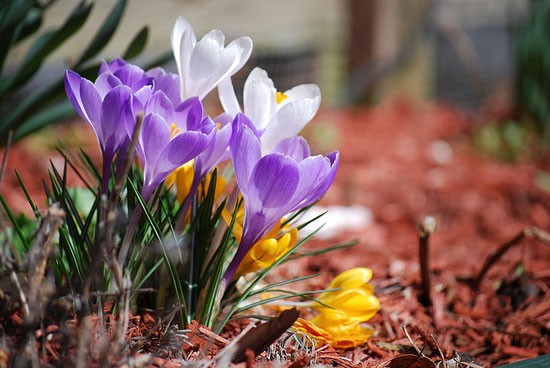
0, 99, 549, 367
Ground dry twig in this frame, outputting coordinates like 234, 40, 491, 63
418, 216, 436, 307
471, 226, 550, 289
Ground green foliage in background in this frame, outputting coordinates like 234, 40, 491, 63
514, 0, 550, 142
0, 0, 150, 146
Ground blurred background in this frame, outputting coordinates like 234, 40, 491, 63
1, 0, 548, 209
4, 0, 543, 110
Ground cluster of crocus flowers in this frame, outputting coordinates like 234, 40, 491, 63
293, 268, 380, 349
64, 15, 354, 338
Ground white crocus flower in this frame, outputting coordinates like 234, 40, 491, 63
219, 67, 321, 154
171, 16, 253, 101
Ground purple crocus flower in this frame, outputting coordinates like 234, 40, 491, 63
137, 94, 214, 200
176, 112, 233, 220
96, 58, 155, 115
64, 70, 135, 192
223, 113, 339, 283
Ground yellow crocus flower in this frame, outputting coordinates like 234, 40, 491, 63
166, 161, 194, 204
221, 206, 298, 277
234, 222, 298, 277
315, 267, 380, 322
308, 309, 375, 349
292, 267, 380, 349
166, 162, 226, 204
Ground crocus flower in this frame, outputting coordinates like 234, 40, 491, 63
95, 58, 154, 111
64, 71, 135, 191
307, 309, 376, 349
314, 267, 380, 322
219, 67, 321, 153
292, 267, 380, 349
220, 205, 299, 277
222, 113, 339, 284
234, 220, 298, 277
171, 16, 253, 101
166, 112, 233, 221
136, 94, 213, 200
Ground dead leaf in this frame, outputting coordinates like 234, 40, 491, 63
386, 354, 436, 368
231, 308, 299, 363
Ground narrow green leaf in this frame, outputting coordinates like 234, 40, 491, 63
286, 240, 357, 262
0, 193, 30, 250
233, 289, 330, 315
76, 0, 128, 65
123, 26, 149, 60
12, 100, 75, 142
242, 274, 321, 299
13, 8, 42, 44
0, 1, 93, 98
127, 178, 162, 241
216, 225, 323, 332
0, 0, 34, 35
14, 170, 41, 219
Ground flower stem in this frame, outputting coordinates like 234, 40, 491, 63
100, 155, 112, 197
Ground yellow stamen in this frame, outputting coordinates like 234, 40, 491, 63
170, 123, 181, 138
275, 91, 288, 104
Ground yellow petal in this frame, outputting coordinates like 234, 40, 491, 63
309, 309, 375, 349
329, 267, 373, 289
166, 161, 194, 204
291, 318, 332, 346
317, 290, 380, 322
234, 221, 298, 277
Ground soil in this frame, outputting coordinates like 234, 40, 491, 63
1, 99, 549, 367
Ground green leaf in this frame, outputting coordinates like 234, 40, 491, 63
497, 355, 550, 368
12, 100, 75, 142
0, 1, 93, 98
15, 171, 41, 219
123, 26, 149, 60
0, 0, 35, 35
0, 193, 31, 250
215, 225, 324, 332
13, 8, 42, 45
76, 0, 128, 65
286, 240, 357, 263
0, 60, 99, 141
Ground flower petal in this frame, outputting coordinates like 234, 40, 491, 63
283, 84, 321, 106
190, 29, 224, 80
230, 114, 261, 196
329, 267, 374, 289
261, 98, 320, 153
154, 131, 208, 182
175, 97, 204, 131
218, 77, 242, 116
145, 90, 175, 121
252, 153, 299, 208
272, 136, 310, 161
64, 71, 87, 122
140, 113, 170, 171
79, 77, 103, 139
147, 67, 180, 106
292, 151, 339, 210
171, 16, 195, 75
243, 68, 277, 130
100, 85, 134, 155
